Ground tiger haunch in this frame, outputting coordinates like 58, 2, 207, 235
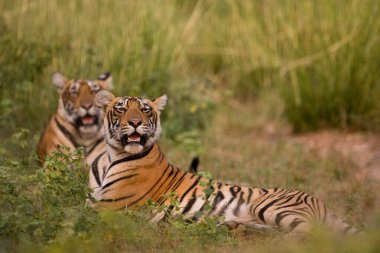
37, 72, 112, 165
89, 90, 360, 235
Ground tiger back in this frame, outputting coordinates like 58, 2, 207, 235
89, 90, 360, 236
37, 72, 112, 165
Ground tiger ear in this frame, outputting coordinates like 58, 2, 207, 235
152, 94, 168, 111
97, 71, 113, 90
95, 90, 115, 112
52, 72, 67, 92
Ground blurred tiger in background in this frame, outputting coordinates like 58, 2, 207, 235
37, 72, 112, 165
88, 90, 360, 236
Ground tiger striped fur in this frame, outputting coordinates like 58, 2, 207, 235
37, 72, 112, 165
89, 90, 360, 235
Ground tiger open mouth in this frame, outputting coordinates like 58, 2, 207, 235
77, 115, 98, 127
121, 133, 147, 146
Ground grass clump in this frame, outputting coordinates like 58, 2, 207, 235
187, 0, 380, 131
275, 0, 380, 132
0, 144, 88, 245
0, 17, 57, 135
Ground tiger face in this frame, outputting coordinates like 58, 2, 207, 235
53, 72, 112, 138
95, 90, 167, 155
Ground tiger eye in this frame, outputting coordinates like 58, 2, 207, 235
142, 107, 151, 113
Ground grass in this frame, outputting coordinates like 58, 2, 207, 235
2, 0, 380, 132
1, 0, 380, 252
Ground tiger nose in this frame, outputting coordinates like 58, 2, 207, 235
128, 119, 142, 127
81, 102, 93, 110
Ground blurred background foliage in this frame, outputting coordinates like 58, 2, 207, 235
1, 0, 380, 137
1, 0, 380, 252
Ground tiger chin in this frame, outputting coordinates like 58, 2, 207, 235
37, 72, 112, 165
89, 90, 361, 236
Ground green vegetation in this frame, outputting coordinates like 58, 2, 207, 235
0, 145, 234, 252
1, 0, 380, 252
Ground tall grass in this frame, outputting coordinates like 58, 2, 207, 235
1, 0, 380, 132
0, 0, 215, 146
1, 0, 380, 252
186, 0, 380, 131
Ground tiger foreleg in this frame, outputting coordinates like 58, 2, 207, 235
150, 211, 166, 223
86, 192, 101, 209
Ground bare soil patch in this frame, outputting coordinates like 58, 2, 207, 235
293, 130, 380, 182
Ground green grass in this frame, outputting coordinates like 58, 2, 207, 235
2, 0, 380, 132
1, 0, 380, 252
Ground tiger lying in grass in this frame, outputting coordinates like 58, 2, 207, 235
88, 90, 360, 235
37, 72, 112, 165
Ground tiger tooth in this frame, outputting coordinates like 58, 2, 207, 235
128, 136, 141, 142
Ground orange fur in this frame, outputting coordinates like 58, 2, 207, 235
89, 91, 360, 235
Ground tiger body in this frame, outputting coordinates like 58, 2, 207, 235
37, 72, 112, 165
89, 90, 359, 235
38, 113, 105, 164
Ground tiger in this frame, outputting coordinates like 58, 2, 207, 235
88, 90, 360, 235
37, 72, 112, 165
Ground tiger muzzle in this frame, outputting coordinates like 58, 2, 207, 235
120, 133, 147, 146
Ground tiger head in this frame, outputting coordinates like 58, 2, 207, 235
95, 90, 167, 155
53, 72, 113, 138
